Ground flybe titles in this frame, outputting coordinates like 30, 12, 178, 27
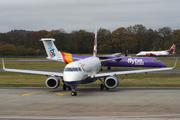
48, 42, 55, 58
127, 58, 144, 65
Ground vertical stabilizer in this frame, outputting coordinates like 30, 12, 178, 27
168, 44, 176, 55
93, 27, 97, 57
41, 38, 65, 63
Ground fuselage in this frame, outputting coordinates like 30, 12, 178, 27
101, 56, 167, 67
136, 44, 176, 57
136, 51, 169, 57
63, 57, 101, 86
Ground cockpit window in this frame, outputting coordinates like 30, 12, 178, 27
78, 67, 82, 71
72, 68, 78, 71
64, 67, 82, 72
65, 68, 72, 71
152, 58, 159, 61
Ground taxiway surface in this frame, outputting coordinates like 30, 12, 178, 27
0, 87, 180, 120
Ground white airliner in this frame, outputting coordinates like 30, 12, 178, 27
2, 28, 177, 96
136, 44, 176, 57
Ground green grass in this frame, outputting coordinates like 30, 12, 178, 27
0, 61, 66, 68
0, 72, 180, 87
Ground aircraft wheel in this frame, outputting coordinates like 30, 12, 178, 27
100, 84, 104, 90
68, 86, 71, 90
71, 91, 77, 96
107, 66, 111, 70
63, 84, 67, 90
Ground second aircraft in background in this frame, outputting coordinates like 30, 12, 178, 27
41, 39, 167, 70
136, 44, 176, 57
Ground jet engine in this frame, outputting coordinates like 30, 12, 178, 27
45, 76, 60, 89
104, 76, 119, 89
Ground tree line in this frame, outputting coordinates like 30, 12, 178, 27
0, 24, 179, 56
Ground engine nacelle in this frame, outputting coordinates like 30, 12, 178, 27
45, 76, 60, 89
104, 76, 119, 89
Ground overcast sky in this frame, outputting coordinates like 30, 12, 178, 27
0, 0, 180, 33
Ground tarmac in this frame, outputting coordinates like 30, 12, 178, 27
0, 87, 180, 120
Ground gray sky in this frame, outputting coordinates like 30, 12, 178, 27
0, 0, 180, 33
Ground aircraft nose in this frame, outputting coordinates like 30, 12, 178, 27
159, 61, 167, 67
63, 72, 82, 86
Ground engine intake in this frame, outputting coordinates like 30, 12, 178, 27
104, 76, 119, 89
45, 76, 60, 89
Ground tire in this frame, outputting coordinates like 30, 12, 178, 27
100, 84, 104, 90
71, 91, 77, 96
63, 84, 67, 90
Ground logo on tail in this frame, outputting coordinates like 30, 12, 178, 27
48, 42, 56, 58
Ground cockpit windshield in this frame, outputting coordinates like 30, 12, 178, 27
64, 67, 82, 72
152, 58, 160, 61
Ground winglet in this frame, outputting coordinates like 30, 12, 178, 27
2, 59, 5, 70
173, 57, 178, 68
93, 27, 97, 57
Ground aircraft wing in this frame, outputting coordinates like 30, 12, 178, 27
95, 57, 177, 78
100, 57, 123, 62
95, 67, 174, 78
2, 59, 63, 77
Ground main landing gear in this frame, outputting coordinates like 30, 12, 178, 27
100, 84, 109, 90
107, 66, 111, 70
63, 84, 71, 91
99, 78, 109, 90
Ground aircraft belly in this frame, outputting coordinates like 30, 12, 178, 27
64, 77, 95, 86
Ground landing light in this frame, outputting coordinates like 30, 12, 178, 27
91, 76, 94, 78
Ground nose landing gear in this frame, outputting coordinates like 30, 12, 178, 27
71, 86, 77, 96
71, 91, 77, 96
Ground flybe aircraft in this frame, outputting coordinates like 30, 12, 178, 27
136, 44, 176, 57
41, 40, 167, 70
2, 28, 177, 96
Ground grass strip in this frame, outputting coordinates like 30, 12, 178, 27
0, 72, 179, 87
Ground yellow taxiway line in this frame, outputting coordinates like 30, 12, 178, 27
57, 92, 71, 95
21, 91, 42, 96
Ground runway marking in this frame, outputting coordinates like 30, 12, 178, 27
21, 91, 42, 96
57, 92, 71, 95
